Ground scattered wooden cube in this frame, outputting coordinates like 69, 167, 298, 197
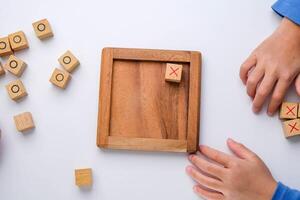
8, 31, 29, 51
0, 37, 13, 57
165, 63, 183, 83
282, 119, 300, 138
75, 168, 92, 187
6, 79, 28, 101
280, 102, 298, 119
49, 68, 71, 89
58, 50, 80, 73
0, 62, 5, 76
4, 55, 27, 77
14, 112, 35, 132
32, 18, 53, 40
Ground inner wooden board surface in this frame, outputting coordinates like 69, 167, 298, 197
110, 60, 190, 140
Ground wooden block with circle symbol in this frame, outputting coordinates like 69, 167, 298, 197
13, 112, 35, 132
32, 18, 53, 40
75, 168, 93, 187
8, 31, 29, 51
0, 37, 13, 57
165, 63, 183, 83
279, 102, 298, 119
0, 61, 5, 76
4, 55, 27, 77
282, 119, 300, 138
58, 50, 80, 73
49, 68, 71, 89
5, 79, 28, 101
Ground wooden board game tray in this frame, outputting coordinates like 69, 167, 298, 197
97, 47, 201, 153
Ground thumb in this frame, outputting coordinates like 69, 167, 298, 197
295, 74, 300, 96
227, 138, 256, 160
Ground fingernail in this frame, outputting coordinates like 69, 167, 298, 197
227, 138, 234, 143
267, 111, 273, 116
252, 106, 259, 113
189, 155, 194, 160
193, 185, 198, 192
186, 166, 193, 173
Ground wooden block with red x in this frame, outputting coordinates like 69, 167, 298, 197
165, 63, 183, 83
282, 119, 300, 138
279, 102, 298, 119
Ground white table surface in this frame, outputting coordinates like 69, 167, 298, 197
1, 0, 300, 199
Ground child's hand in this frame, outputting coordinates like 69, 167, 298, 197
240, 18, 300, 115
186, 139, 277, 200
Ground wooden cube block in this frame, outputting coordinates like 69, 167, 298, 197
165, 63, 183, 83
282, 119, 300, 138
8, 31, 29, 51
279, 102, 298, 119
32, 19, 53, 40
58, 50, 80, 73
49, 68, 71, 89
0, 37, 13, 57
75, 168, 92, 187
4, 55, 27, 77
0, 62, 5, 76
6, 79, 27, 101
14, 112, 35, 132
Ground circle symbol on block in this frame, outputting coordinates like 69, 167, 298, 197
11, 85, 20, 93
0, 41, 6, 50
63, 56, 71, 64
37, 23, 46, 32
9, 60, 18, 69
55, 73, 64, 82
13, 35, 22, 43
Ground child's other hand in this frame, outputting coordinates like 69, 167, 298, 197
240, 18, 300, 116
186, 139, 277, 200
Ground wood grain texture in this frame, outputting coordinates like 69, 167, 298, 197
104, 136, 187, 152
113, 48, 191, 62
97, 47, 201, 153
97, 48, 114, 147
109, 60, 189, 140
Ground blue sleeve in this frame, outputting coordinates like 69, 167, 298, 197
272, 0, 300, 25
272, 182, 300, 200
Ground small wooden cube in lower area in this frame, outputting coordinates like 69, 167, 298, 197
6, 79, 27, 101
282, 119, 300, 138
58, 50, 80, 73
280, 102, 298, 119
75, 168, 92, 187
49, 68, 71, 89
32, 18, 53, 40
165, 63, 183, 83
14, 112, 35, 132
8, 31, 29, 51
0, 62, 5, 76
0, 37, 13, 57
5, 55, 27, 77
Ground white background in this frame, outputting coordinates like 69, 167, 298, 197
0, 0, 299, 199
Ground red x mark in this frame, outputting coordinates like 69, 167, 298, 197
286, 106, 296, 116
169, 66, 179, 77
288, 122, 299, 133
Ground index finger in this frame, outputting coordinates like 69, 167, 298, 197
240, 54, 257, 85
199, 145, 232, 167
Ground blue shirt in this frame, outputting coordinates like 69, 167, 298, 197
272, 0, 300, 25
273, 182, 300, 200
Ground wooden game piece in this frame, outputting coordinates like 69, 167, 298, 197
58, 50, 80, 73
49, 68, 71, 89
165, 63, 183, 83
75, 168, 92, 187
32, 18, 53, 40
13, 112, 35, 132
4, 55, 27, 77
8, 31, 29, 51
5, 79, 28, 101
0, 37, 13, 56
0, 62, 5, 76
282, 119, 300, 138
279, 102, 298, 119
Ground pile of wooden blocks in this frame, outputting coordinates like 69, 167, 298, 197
280, 102, 300, 138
